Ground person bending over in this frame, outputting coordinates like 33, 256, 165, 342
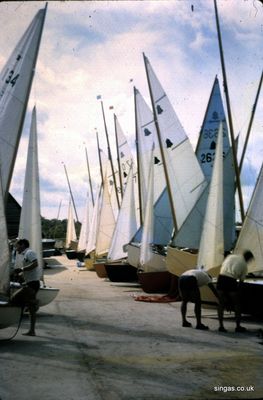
179, 269, 219, 330
216, 250, 254, 333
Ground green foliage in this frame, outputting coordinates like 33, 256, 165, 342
41, 217, 81, 239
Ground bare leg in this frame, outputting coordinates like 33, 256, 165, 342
23, 299, 38, 336
217, 291, 227, 332
230, 291, 246, 332
181, 301, 191, 327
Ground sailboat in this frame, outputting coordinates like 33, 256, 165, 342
76, 193, 93, 266
105, 165, 139, 282
92, 161, 117, 277
0, 174, 21, 328
15, 107, 59, 307
233, 163, 263, 315
127, 87, 173, 272
166, 76, 235, 276
0, 5, 48, 328
0, 5, 47, 201
128, 54, 207, 292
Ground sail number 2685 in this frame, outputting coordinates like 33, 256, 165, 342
200, 152, 225, 163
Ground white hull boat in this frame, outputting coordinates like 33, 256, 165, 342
0, 302, 21, 329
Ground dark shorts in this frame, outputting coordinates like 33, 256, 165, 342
27, 281, 40, 293
216, 275, 238, 292
11, 281, 40, 307
179, 275, 200, 302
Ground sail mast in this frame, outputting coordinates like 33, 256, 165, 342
63, 163, 79, 223
85, 147, 95, 206
134, 87, 143, 227
239, 70, 263, 173
114, 113, 123, 199
99, 99, 120, 209
214, 0, 245, 222
95, 129, 104, 186
143, 53, 178, 231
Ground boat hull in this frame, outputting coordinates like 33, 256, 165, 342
0, 302, 21, 329
166, 246, 198, 276
240, 279, 263, 316
105, 263, 138, 282
37, 287, 59, 307
138, 270, 173, 293
127, 243, 166, 272
65, 250, 77, 260
94, 262, 108, 278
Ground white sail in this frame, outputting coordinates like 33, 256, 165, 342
0, 171, 10, 297
86, 185, 102, 255
133, 87, 173, 245
135, 88, 165, 212
77, 193, 93, 252
144, 54, 207, 231
65, 200, 77, 248
115, 114, 133, 191
0, 6, 47, 197
139, 147, 155, 271
195, 76, 235, 250
107, 165, 138, 261
96, 166, 116, 257
234, 164, 263, 274
18, 106, 43, 269
197, 122, 224, 271
172, 77, 235, 250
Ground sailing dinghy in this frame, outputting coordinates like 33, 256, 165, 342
0, 5, 48, 328
166, 76, 235, 276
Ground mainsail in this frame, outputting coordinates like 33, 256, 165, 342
144, 54, 207, 232
18, 106, 43, 269
65, 200, 77, 249
0, 6, 47, 199
86, 184, 102, 256
95, 164, 116, 257
107, 165, 138, 261
77, 193, 93, 252
133, 87, 173, 245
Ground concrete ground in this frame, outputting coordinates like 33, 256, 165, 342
1, 254, 263, 400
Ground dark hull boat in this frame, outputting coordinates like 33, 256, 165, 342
105, 262, 138, 283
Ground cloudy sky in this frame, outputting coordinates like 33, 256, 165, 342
0, 0, 262, 221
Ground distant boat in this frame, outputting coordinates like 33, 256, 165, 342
65, 199, 78, 260
0, 5, 47, 328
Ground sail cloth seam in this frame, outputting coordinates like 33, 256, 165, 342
190, 180, 207, 194
141, 120, 155, 129
155, 94, 166, 103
